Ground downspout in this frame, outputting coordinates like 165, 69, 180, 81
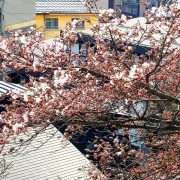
43, 14, 46, 39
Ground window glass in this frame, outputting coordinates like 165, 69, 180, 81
132, 7, 138, 15
108, 0, 114, 9
71, 44, 79, 54
45, 18, 58, 30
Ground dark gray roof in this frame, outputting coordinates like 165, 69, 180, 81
36, 0, 94, 14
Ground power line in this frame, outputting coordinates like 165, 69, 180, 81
3, 13, 35, 14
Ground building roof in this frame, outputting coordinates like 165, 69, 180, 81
83, 16, 180, 51
5, 20, 36, 32
1, 125, 94, 180
36, 0, 94, 14
0, 81, 27, 97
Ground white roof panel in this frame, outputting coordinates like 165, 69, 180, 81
0, 81, 27, 96
1, 125, 94, 180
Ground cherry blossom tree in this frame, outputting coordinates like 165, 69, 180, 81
0, 1, 179, 179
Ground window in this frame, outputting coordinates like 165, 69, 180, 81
132, 7, 138, 15
72, 18, 85, 30
45, 18, 58, 30
123, 6, 128, 12
123, 6, 132, 13
71, 44, 80, 54
80, 44, 87, 57
108, 0, 114, 9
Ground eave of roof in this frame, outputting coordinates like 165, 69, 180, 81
36, 12, 98, 14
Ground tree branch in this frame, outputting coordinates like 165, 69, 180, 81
147, 87, 180, 105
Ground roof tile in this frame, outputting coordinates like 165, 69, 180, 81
36, 0, 93, 14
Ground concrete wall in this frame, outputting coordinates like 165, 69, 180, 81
139, 3, 146, 17
1, 0, 35, 34
114, 0, 122, 16
96, 0, 109, 9
0, 0, 4, 35
96, 0, 121, 10
114, 0, 121, 7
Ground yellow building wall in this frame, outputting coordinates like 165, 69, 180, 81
36, 14, 98, 39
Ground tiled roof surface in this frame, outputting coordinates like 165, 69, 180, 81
1, 125, 93, 180
36, 0, 92, 14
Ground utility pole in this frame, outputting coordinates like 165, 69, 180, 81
0, 0, 5, 36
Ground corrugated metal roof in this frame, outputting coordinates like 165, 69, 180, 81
1, 125, 93, 180
36, 0, 92, 14
5, 20, 36, 31
0, 81, 27, 97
